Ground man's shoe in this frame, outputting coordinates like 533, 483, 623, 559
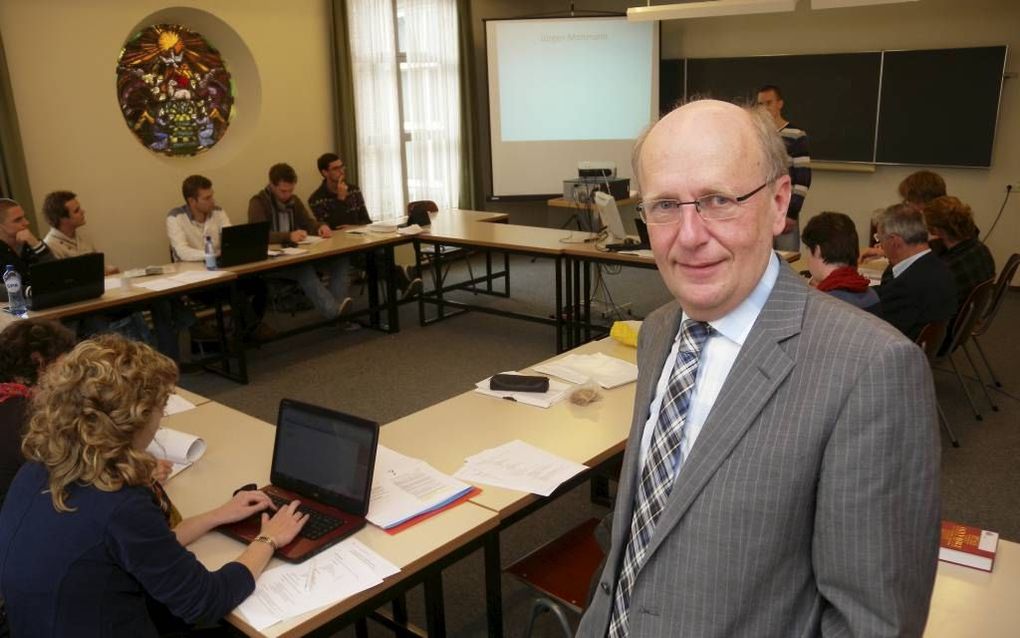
249, 322, 278, 342
402, 277, 423, 301
337, 296, 353, 317
339, 321, 362, 332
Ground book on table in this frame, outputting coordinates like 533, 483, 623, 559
939, 520, 999, 572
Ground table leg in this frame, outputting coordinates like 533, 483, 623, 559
485, 531, 504, 638
383, 246, 399, 333
583, 261, 592, 343
555, 257, 564, 353
424, 571, 447, 638
366, 250, 381, 329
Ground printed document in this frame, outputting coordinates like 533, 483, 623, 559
532, 352, 638, 389
368, 446, 474, 529
454, 439, 587, 496
236, 538, 399, 630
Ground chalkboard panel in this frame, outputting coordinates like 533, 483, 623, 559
660, 59, 684, 116
684, 53, 882, 162
876, 46, 1007, 167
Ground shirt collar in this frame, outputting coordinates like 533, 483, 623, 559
892, 248, 931, 278
47, 227, 74, 244
679, 251, 780, 347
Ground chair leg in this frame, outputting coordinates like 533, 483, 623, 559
937, 401, 960, 448
949, 355, 983, 421
972, 337, 1003, 388
525, 598, 573, 638
963, 343, 998, 412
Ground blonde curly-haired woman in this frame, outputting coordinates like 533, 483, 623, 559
0, 335, 307, 636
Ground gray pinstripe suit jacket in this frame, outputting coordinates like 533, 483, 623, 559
578, 264, 940, 638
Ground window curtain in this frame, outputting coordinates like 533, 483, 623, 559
348, 0, 405, 220
401, 0, 461, 210
328, 0, 361, 188
0, 29, 35, 224
456, 0, 482, 210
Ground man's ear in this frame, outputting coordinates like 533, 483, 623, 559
770, 175, 793, 235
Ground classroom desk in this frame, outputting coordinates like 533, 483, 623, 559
925, 541, 1020, 637
415, 220, 597, 352
173, 386, 209, 407
380, 336, 636, 636
162, 401, 499, 638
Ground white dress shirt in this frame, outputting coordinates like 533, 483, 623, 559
637, 252, 780, 478
166, 206, 232, 262
891, 248, 931, 278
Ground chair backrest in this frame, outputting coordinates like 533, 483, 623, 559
914, 320, 948, 363
407, 200, 439, 226
972, 252, 1020, 338
946, 278, 995, 353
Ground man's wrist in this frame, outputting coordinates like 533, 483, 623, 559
252, 534, 278, 551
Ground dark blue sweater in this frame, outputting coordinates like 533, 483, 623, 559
0, 463, 254, 637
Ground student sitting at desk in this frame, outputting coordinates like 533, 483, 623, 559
0, 335, 308, 636
801, 211, 881, 314
0, 198, 53, 301
0, 318, 76, 509
248, 162, 355, 325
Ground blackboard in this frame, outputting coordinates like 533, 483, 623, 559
681, 53, 882, 162
661, 46, 1008, 167
876, 46, 1007, 167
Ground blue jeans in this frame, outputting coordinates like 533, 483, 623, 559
278, 257, 350, 320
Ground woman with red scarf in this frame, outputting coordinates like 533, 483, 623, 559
802, 212, 882, 315
0, 319, 76, 507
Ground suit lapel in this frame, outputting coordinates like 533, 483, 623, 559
641, 265, 807, 565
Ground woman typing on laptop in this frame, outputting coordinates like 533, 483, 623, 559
0, 335, 307, 636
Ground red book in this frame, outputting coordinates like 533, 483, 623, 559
938, 520, 999, 572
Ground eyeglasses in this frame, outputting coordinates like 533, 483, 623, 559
637, 182, 771, 225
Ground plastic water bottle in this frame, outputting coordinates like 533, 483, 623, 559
3, 265, 28, 318
204, 235, 217, 270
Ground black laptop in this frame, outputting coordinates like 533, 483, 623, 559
606, 219, 651, 252
217, 222, 270, 267
25, 253, 105, 310
218, 399, 379, 563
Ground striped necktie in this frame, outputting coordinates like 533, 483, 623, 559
607, 319, 711, 638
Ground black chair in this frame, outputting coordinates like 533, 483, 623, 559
915, 321, 958, 447
968, 252, 1020, 390
937, 279, 996, 421
410, 200, 477, 291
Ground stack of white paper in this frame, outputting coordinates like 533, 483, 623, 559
453, 440, 587, 497
146, 427, 206, 479
163, 394, 196, 416
367, 446, 474, 529
474, 372, 571, 408
236, 538, 400, 631
280, 247, 308, 256
532, 353, 638, 389
297, 236, 325, 245
134, 270, 227, 291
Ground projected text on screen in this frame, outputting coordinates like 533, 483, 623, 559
496, 20, 653, 142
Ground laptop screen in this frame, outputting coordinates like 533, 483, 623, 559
271, 400, 378, 513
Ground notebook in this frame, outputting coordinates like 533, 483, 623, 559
217, 222, 270, 267
218, 399, 379, 563
25, 253, 105, 310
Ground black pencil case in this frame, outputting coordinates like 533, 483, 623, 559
490, 374, 550, 393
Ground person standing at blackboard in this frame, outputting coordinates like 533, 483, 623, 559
757, 85, 811, 251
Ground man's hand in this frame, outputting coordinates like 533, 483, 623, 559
14, 229, 41, 248
318, 224, 332, 238
289, 230, 308, 243
105, 265, 120, 276
337, 181, 349, 201
859, 246, 885, 264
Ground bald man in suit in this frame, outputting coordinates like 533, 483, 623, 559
577, 100, 940, 637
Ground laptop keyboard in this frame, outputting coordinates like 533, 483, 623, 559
268, 493, 346, 540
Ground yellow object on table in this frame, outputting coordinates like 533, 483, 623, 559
610, 320, 642, 347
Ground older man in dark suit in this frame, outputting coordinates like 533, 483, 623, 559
577, 100, 940, 638
874, 203, 958, 341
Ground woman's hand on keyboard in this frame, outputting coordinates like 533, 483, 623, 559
260, 499, 309, 547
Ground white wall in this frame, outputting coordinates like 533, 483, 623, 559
0, 1, 335, 269
660, 0, 1019, 269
